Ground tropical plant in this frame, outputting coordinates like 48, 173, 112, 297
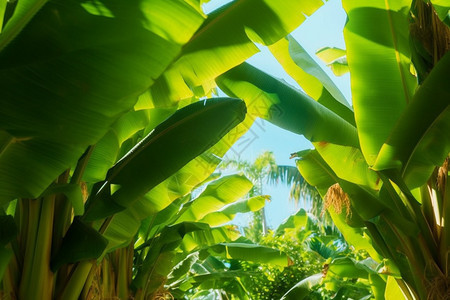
240, 209, 376, 300
216, 0, 450, 299
221, 151, 320, 238
0, 0, 331, 299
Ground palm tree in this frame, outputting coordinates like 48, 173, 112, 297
220, 151, 321, 238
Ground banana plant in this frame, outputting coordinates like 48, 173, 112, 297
216, 1, 450, 299
0, 0, 330, 298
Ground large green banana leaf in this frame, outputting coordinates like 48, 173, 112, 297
269, 36, 354, 125
200, 242, 290, 267
343, 0, 417, 165
295, 150, 382, 259
102, 153, 220, 252
50, 218, 108, 271
198, 195, 267, 226
314, 143, 380, 190
150, 0, 327, 105
294, 148, 384, 222
83, 98, 246, 220
83, 107, 176, 182
325, 257, 385, 299
216, 63, 359, 147
51, 98, 246, 268
373, 51, 450, 188
175, 175, 252, 223
0, 0, 205, 204
103, 117, 254, 252
179, 226, 240, 254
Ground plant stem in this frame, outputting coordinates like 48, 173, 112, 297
57, 260, 94, 300
2, 247, 18, 300
18, 195, 55, 300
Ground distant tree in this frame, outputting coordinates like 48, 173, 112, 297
220, 151, 321, 239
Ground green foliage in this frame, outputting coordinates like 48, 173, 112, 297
242, 230, 322, 300
237, 209, 376, 300
0, 0, 448, 298
217, 1, 450, 299
1, 0, 328, 298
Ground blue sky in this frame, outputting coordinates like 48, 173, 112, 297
203, 0, 351, 228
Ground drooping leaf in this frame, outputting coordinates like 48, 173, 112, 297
103, 124, 252, 253
43, 183, 85, 216
84, 98, 246, 220
176, 175, 252, 223
295, 149, 338, 197
51, 218, 108, 272
102, 115, 252, 252
198, 195, 267, 227
217, 63, 359, 147
295, 150, 383, 260
295, 148, 386, 221
343, 0, 417, 165
328, 207, 382, 262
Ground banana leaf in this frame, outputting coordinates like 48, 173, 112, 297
275, 209, 309, 235
198, 195, 267, 227
314, 142, 381, 190
343, 0, 417, 165
373, 51, 450, 188
269, 36, 354, 125
83, 98, 246, 220
0, 0, 205, 204
175, 174, 252, 223
295, 150, 382, 260
200, 242, 290, 267
217, 63, 359, 147
151, 0, 327, 105
132, 222, 211, 292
